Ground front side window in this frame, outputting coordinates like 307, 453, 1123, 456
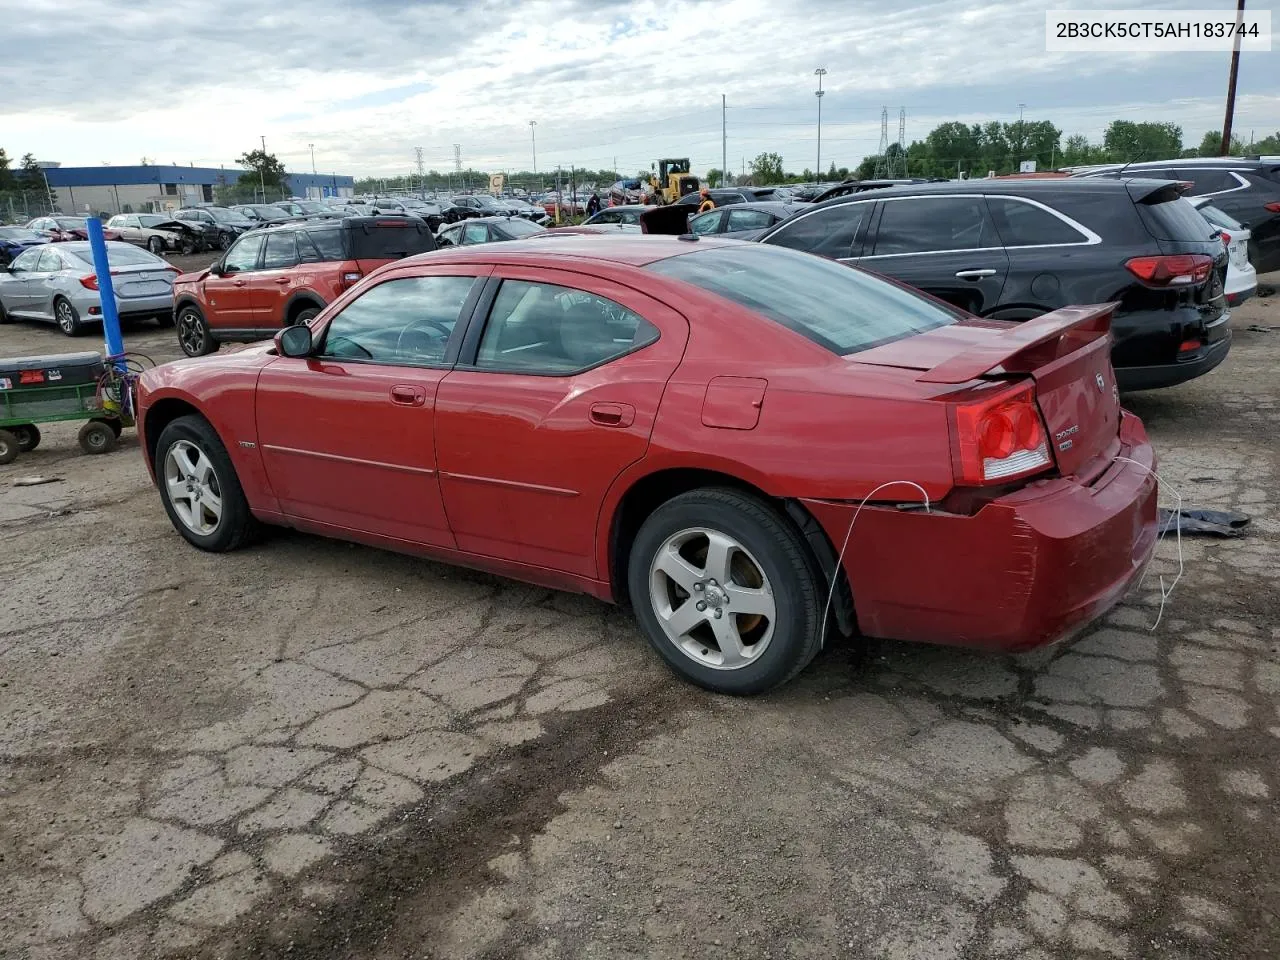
36, 248, 64, 272
872, 197, 994, 256
463, 223, 489, 244
764, 203, 867, 259
262, 231, 299, 269
319, 275, 476, 365
648, 245, 958, 356
689, 211, 722, 235
475, 280, 659, 374
987, 197, 1088, 246
727, 209, 777, 231
10, 247, 43, 271
223, 234, 264, 273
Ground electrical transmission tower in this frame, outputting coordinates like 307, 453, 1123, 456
414, 146, 425, 196
452, 143, 463, 191
873, 106, 890, 178
892, 107, 907, 178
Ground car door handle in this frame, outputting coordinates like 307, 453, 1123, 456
390, 385, 426, 406
233, 279, 246, 287
589, 402, 635, 427
954, 269, 998, 280
273, 277, 290, 285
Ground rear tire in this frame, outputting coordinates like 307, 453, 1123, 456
155, 415, 258, 552
54, 297, 82, 336
12, 424, 41, 451
627, 488, 825, 695
78, 420, 117, 455
177, 304, 217, 357
0, 298, 11, 324
291, 307, 319, 326
0, 429, 18, 465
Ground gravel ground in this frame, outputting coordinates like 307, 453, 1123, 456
0, 272, 1277, 960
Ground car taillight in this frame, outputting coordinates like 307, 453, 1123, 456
1124, 254, 1213, 287
80, 274, 99, 290
1219, 230, 1231, 246
1264, 201, 1280, 213
339, 271, 362, 290
951, 384, 1052, 486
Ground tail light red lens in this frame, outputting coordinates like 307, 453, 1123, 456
1264, 202, 1280, 213
1124, 254, 1213, 287
951, 384, 1052, 485
79, 274, 99, 290
1219, 230, 1231, 246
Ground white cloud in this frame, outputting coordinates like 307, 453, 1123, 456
0, 0, 1275, 178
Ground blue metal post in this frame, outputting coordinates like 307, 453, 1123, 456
85, 217, 125, 370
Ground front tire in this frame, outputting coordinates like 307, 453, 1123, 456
177, 304, 217, 357
627, 488, 825, 695
147, 236, 164, 255
155, 415, 258, 552
77, 420, 117, 455
54, 297, 83, 336
12, 424, 41, 451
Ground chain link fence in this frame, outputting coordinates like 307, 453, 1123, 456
1, 191, 57, 224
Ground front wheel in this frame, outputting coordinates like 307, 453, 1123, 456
155, 415, 258, 551
177, 305, 217, 357
627, 488, 825, 695
12, 424, 41, 451
218, 232, 233, 250
147, 236, 164, 255
77, 420, 117, 455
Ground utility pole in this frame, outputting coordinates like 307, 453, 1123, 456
259, 135, 268, 202
309, 143, 316, 174
453, 144, 462, 192
814, 68, 827, 181
528, 121, 537, 176
1221, 0, 1246, 155
721, 94, 728, 188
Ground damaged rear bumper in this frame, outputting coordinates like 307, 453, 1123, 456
802, 413, 1159, 653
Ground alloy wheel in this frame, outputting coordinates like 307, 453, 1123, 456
648, 527, 776, 670
178, 311, 206, 355
56, 300, 76, 334
164, 439, 223, 536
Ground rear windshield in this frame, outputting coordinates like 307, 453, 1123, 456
63, 243, 164, 266
347, 219, 436, 260
647, 244, 958, 355
501, 219, 545, 237
0, 227, 41, 240
1138, 196, 1219, 242
1194, 203, 1243, 232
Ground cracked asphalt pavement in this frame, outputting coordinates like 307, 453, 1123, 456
1, 274, 1277, 959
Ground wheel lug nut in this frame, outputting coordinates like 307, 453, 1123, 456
695, 601, 707, 612
713, 608, 723, 619
693, 583, 704, 592
708, 579, 717, 586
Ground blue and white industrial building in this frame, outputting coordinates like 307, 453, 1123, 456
41, 164, 356, 216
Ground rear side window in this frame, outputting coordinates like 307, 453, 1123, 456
1195, 203, 1243, 232
262, 232, 298, 270
987, 197, 1089, 246
765, 204, 867, 258
727, 209, 777, 231
1138, 197, 1219, 242
1179, 170, 1240, 194
476, 280, 658, 373
873, 197, 994, 255
309, 228, 345, 261
348, 220, 435, 259
648, 245, 958, 355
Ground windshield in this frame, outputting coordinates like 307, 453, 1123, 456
205, 207, 253, 225
138, 215, 171, 227
55, 218, 87, 230
0, 227, 42, 240
647, 244, 958, 355
501, 219, 546, 237
293, 201, 324, 213
254, 205, 291, 219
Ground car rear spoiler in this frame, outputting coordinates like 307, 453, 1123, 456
916, 303, 1117, 384
1125, 179, 1193, 205
640, 205, 693, 236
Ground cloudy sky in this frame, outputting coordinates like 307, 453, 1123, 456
1, 0, 1276, 179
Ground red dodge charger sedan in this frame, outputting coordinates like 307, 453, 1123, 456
138, 236, 1158, 694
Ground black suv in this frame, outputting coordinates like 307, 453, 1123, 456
1071, 158, 1280, 274
674, 187, 780, 207
174, 207, 255, 249
758, 178, 1229, 391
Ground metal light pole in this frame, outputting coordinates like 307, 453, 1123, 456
309, 143, 316, 174
258, 134, 267, 202
529, 121, 537, 177
1221, 0, 1246, 155
814, 68, 827, 181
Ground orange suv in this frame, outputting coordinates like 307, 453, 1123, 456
172, 217, 436, 357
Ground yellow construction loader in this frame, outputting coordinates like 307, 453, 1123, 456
648, 158, 700, 204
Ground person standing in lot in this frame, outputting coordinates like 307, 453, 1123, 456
586, 192, 602, 216
698, 188, 716, 213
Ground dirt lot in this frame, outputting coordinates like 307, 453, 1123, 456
1, 267, 1277, 960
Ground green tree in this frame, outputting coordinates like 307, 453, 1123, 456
1251, 131, 1280, 154
1196, 130, 1245, 156
705, 167, 724, 188
0, 148, 13, 191
236, 148, 288, 198
18, 153, 44, 192
1102, 121, 1182, 162
748, 151, 785, 184
855, 155, 880, 179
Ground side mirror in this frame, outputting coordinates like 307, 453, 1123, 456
275, 324, 313, 358
437, 235, 453, 246
209, 261, 224, 276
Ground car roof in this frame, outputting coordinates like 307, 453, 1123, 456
811, 176, 1174, 206
407, 233, 737, 267
704, 200, 803, 215
1071, 156, 1275, 171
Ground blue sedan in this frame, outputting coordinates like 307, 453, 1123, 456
0, 226, 48, 266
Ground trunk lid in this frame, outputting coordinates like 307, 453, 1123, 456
856, 304, 1122, 478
